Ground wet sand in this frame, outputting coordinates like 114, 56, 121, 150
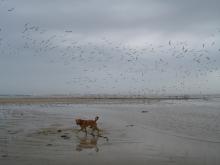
0, 98, 220, 165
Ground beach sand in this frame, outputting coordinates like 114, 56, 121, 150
0, 98, 220, 165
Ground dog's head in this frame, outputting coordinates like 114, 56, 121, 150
75, 119, 82, 125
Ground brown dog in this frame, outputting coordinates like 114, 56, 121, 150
75, 116, 100, 135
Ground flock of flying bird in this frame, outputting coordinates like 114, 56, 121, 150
0, 2, 220, 96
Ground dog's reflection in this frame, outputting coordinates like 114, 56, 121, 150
76, 134, 99, 152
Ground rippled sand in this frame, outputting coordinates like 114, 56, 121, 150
0, 98, 220, 165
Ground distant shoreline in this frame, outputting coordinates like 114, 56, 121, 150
0, 95, 219, 104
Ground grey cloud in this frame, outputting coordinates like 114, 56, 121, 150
0, 0, 220, 95
2, 0, 220, 35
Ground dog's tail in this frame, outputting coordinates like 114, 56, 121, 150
95, 116, 99, 122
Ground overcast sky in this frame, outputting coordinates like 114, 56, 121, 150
0, 0, 220, 96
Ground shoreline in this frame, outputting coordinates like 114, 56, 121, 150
0, 96, 213, 105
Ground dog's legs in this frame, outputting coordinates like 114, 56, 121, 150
97, 126, 100, 135
92, 126, 100, 135
84, 127, 87, 135
91, 127, 96, 136
78, 127, 88, 136
78, 127, 83, 133
78, 127, 86, 133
